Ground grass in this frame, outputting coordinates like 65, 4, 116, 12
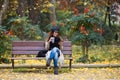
72, 45, 120, 64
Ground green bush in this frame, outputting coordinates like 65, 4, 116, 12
89, 55, 104, 63
76, 54, 89, 63
8, 16, 42, 40
0, 26, 20, 63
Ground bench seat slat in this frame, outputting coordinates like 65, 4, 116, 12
11, 57, 46, 60
62, 51, 72, 55
12, 51, 72, 55
11, 57, 72, 60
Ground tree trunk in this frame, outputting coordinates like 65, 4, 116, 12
27, 0, 40, 24
81, 40, 90, 62
108, 12, 111, 28
104, 12, 107, 24
104, 0, 112, 27
0, 15, 2, 25
16, 0, 27, 17
0, 0, 9, 25
81, 41, 85, 56
49, 0, 56, 22
107, 0, 112, 28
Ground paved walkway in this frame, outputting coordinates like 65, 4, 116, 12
0, 64, 120, 80
0, 67, 120, 80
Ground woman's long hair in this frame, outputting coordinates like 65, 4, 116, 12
46, 31, 63, 42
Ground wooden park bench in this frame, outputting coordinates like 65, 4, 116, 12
11, 41, 72, 69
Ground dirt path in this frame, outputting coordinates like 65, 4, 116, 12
0, 68, 120, 80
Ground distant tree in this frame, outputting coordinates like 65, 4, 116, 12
49, 0, 56, 21
16, 0, 27, 17
0, 0, 9, 25
27, 0, 41, 24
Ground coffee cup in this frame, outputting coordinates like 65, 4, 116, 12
51, 37, 55, 43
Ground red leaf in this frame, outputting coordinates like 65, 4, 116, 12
74, 8, 79, 15
8, 30, 13, 35
84, 7, 90, 13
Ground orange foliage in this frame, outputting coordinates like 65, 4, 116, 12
79, 25, 85, 32
79, 25, 89, 35
93, 24, 97, 32
97, 28, 104, 34
7, 29, 13, 35
59, 0, 68, 10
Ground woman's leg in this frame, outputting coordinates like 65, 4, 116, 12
50, 47, 60, 74
46, 47, 60, 67
50, 47, 60, 67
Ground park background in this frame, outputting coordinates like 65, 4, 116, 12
0, 0, 120, 80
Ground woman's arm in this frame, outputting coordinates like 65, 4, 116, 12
45, 37, 50, 50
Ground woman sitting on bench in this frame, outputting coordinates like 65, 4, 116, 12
46, 25, 63, 75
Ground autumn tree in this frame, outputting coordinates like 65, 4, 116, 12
66, 0, 104, 62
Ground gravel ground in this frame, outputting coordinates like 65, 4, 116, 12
0, 68, 120, 80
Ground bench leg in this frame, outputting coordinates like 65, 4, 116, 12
69, 59, 72, 69
11, 59, 14, 69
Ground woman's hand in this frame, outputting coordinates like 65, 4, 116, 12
48, 37, 55, 43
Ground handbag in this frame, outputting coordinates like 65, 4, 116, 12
36, 49, 48, 57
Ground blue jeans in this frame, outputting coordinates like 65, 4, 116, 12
49, 47, 60, 67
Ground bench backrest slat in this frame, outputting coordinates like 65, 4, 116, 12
12, 47, 71, 51
63, 47, 71, 51
12, 51, 39, 55
63, 41, 71, 46
12, 41, 72, 55
12, 51, 72, 55
12, 41, 45, 47
13, 47, 45, 51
